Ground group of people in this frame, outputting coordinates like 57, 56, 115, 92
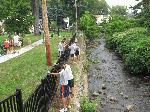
1, 32, 22, 54
48, 37, 80, 112
58, 37, 80, 61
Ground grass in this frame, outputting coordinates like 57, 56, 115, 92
0, 31, 72, 100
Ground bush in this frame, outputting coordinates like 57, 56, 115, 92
80, 97, 97, 112
106, 27, 150, 75
102, 15, 138, 36
80, 11, 100, 39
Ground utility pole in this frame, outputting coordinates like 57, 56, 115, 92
75, 0, 78, 34
42, 0, 52, 66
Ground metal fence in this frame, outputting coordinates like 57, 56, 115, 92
0, 89, 23, 112
0, 74, 57, 112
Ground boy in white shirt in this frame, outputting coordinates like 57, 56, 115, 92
13, 32, 20, 47
49, 62, 69, 112
50, 61, 74, 112
68, 42, 76, 61
58, 41, 64, 57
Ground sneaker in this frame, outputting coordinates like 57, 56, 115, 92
59, 108, 67, 112
68, 105, 71, 109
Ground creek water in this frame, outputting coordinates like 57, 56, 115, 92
87, 37, 150, 112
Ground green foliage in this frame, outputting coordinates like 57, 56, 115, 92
102, 15, 138, 36
81, 0, 109, 15
106, 27, 150, 75
110, 5, 127, 16
132, 0, 150, 30
4, 15, 34, 34
49, 21, 58, 30
0, 0, 34, 33
60, 0, 109, 24
80, 97, 97, 112
80, 12, 100, 39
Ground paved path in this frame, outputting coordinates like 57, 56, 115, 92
0, 39, 43, 63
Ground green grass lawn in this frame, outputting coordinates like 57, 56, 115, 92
0, 31, 72, 100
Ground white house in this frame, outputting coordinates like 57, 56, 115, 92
63, 17, 69, 28
95, 15, 110, 24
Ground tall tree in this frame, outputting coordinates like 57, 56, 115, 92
42, 0, 52, 66
110, 5, 127, 16
31, 0, 40, 35
132, 0, 150, 30
59, 0, 109, 22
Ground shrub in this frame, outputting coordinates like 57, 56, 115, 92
80, 97, 97, 112
80, 11, 100, 39
102, 15, 138, 36
106, 27, 150, 75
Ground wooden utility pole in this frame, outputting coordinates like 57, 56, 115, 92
42, 0, 52, 66
75, 0, 78, 34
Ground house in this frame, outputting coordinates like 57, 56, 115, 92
95, 15, 110, 24
63, 17, 69, 29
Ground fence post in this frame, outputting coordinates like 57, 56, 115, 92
41, 79, 48, 112
16, 89, 24, 112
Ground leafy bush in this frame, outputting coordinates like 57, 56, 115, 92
80, 11, 100, 39
102, 15, 138, 36
106, 27, 150, 75
80, 97, 97, 112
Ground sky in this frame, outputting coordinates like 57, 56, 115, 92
105, 0, 140, 8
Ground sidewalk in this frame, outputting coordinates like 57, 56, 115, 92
0, 39, 43, 63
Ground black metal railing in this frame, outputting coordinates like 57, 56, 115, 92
23, 75, 57, 112
0, 89, 23, 112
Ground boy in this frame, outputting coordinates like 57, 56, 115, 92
49, 62, 70, 112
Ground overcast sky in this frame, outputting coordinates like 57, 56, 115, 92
105, 0, 140, 8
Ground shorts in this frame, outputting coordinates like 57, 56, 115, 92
60, 85, 69, 98
14, 43, 18, 46
68, 79, 74, 88
75, 50, 79, 56
70, 54, 74, 57
59, 51, 63, 56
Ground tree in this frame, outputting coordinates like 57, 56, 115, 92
42, 0, 52, 66
31, 0, 40, 35
0, 0, 34, 34
81, 0, 109, 15
132, 0, 150, 30
80, 11, 100, 39
111, 5, 127, 16
61, 0, 109, 24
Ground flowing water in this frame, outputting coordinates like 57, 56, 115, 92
87, 37, 150, 112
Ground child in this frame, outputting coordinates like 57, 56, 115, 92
75, 45, 80, 60
58, 40, 64, 57
68, 42, 76, 61
49, 62, 70, 112
4, 39, 9, 54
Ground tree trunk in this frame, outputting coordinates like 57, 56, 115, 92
32, 0, 40, 35
42, 0, 52, 66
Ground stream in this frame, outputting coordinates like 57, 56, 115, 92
87, 37, 150, 112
